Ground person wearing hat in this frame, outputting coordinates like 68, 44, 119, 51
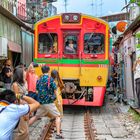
65, 39, 77, 53
36, 65, 63, 139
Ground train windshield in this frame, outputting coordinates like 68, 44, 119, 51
84, 33, 105, 54
38, 33, 58, 54
64, 35, 77, 54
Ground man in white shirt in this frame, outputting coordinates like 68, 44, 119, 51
133, 58, 140, 108
0, 90, 40, 140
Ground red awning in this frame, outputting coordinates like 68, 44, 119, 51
8, 41, 21, 53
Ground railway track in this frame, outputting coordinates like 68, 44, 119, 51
39, 107, 96, 140
39, 119, 55, 140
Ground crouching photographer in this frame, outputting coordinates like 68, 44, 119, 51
0, 90, 40, 140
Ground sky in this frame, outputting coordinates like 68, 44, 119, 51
53, 0, 127, 17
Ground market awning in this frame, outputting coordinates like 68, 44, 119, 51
8, 41, 21, 53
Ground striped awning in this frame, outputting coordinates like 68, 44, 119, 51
8, 41, 21, 53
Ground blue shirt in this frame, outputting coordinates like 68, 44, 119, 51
36, 75, 57, 104
0, 104, 29, 140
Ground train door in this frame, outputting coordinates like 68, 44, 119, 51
59, 30, 81, 79
62, 31, 80, 59
80, 32, 107, 87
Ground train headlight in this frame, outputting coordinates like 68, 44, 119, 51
62, 13, 81, 23
65, 15, 70, 21
73, 15, 78, 21
97, 76, 102, 81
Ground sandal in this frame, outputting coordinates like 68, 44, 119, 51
50, 118, 55, 122
54, 129, 62, 133
55, 134, 64, 139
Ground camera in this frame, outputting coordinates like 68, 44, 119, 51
32, 62, 39, 67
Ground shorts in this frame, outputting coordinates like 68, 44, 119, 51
36, 103, 60, 118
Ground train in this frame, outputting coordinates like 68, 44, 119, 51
34, 13, 110, 106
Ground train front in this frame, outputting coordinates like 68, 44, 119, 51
34, 13, 110, 106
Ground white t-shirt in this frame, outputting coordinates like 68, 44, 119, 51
135, 64, 140, 80
0, 104, 29, 140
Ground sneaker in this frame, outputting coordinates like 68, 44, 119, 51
55, 134, 64, 139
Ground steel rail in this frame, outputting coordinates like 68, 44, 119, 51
39, 108, 96, 140
84, 110, 96, 140
39, 120, 55, 140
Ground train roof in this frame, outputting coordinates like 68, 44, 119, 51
34, 13, 109, 29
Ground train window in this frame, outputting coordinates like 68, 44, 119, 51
38, 33, 58, 54
64, 35, 77, 54
84, 33, 105, 54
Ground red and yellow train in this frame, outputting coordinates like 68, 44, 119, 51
34, 13, 110, 106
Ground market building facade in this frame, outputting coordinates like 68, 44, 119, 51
113, 14, 140, 106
